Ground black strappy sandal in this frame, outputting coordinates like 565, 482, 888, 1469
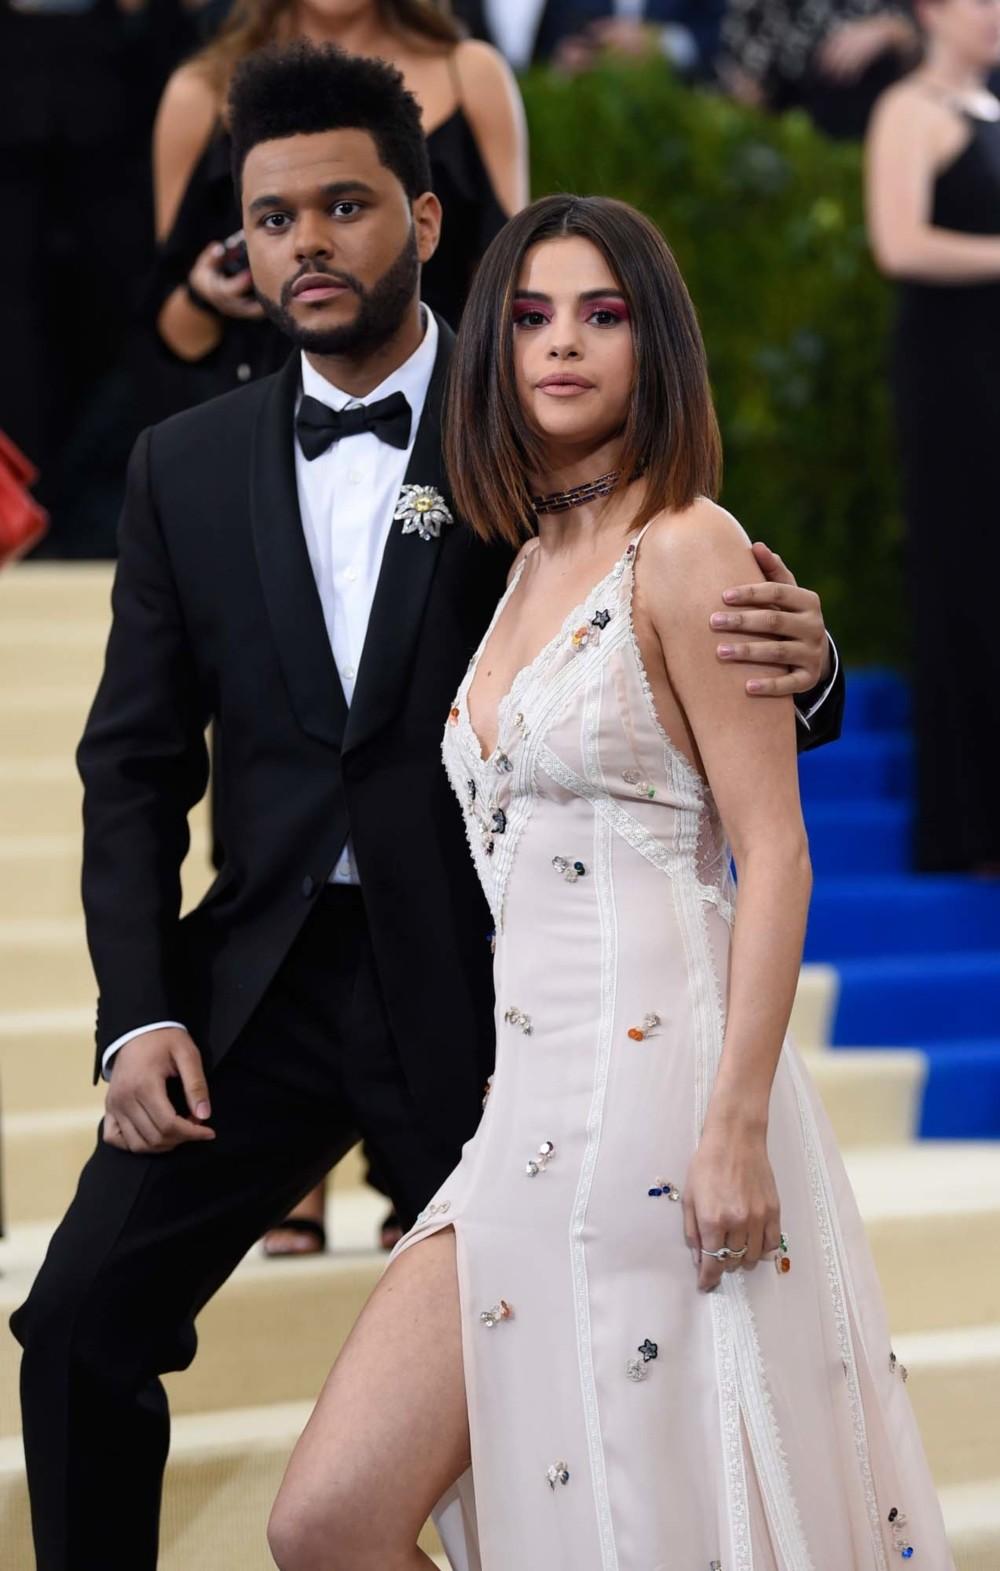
262, 1216, 328, 1258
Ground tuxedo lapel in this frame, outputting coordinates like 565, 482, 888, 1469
250, 353, 349, 749
343, 321, 455, 757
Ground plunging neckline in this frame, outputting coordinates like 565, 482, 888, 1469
463, 538, 637, 765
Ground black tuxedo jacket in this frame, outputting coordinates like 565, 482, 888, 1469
78, 321, 510, 1142
79, 320, 844, 1145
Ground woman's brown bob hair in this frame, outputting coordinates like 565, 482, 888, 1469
197, 0, 461, 95
445, 194, 722, 549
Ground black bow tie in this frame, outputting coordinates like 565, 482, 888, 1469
295, 390, 412, 460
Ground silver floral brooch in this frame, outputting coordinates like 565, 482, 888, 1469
395, 483, 453, 541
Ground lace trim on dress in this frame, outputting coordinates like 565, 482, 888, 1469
536, 743, 735, 924
570, 668, 621, 1571
787, 1050, 890, 1571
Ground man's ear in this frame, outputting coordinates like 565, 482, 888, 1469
412, 190, 443, 266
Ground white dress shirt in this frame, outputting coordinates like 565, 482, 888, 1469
102, 311, 439, 1075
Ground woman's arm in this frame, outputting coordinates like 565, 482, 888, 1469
152, 63, 264, 359
866, 88, 1000, 282
153, 63, 219, 242
642, 502, 811, 1290
454, 39, 530, 215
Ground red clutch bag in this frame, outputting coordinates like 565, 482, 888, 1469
0, 430, 49, 566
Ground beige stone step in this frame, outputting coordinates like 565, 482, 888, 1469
2, 1146, 999, 1437
0, 834, 83, 923
0, 620, 106, 688
0, 758, 85, 835
0, 687, 95, 757
789, 962, 838, 1048
894, 1324, 1000, 1488
0, 561, 113, 619
941, 1479, 1000, 1571
0, 826, 212, 923
0, 918, 95, 1013
803, 1046, 923, 1146
0, 1008, 99, 1112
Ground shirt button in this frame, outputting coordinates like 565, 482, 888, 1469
345, 566, 359, 584
236, 363, 252, 383
343, 665, 356, 682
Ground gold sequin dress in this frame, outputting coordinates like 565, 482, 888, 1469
390, 530, 952, 1571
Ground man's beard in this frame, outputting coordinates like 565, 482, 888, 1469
255, 229, 420, 357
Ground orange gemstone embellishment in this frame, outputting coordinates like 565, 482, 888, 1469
778, 1256, 791, 1273
448, 706, 460, 725
627, 1012, 661, 1042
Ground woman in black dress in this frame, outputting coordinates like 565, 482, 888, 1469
866, 0, 1000, 872
147, 0, 526, 417
147, 0, 527, 1252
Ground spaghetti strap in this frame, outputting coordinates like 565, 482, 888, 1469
445, 47, 464, 111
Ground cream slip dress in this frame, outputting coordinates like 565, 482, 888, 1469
389, 526, 953, 1571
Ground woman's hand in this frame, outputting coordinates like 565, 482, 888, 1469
682, 1113, 781, 1293
187, 241, 265, 322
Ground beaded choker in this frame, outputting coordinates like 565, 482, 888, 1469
530, 469, 620, 516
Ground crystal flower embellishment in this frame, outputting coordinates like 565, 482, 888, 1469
395, 483, 453, 541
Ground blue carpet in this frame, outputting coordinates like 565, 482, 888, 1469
800, 670, 999, 1137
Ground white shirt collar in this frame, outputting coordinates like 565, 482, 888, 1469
298, 307, 439, 416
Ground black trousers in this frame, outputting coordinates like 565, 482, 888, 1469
10, 888, 461, 1570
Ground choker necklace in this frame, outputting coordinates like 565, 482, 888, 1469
531, 469, 620, 516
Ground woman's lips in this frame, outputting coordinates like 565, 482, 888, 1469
537, 377, 595, 398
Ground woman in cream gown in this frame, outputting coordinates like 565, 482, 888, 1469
268, 196, 953, 1571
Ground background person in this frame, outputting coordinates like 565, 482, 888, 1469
721, 0, 919, 136
145, 0, 527, 425
866, 0, 1000, 872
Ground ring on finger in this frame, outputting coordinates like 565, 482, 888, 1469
700, 1244, 748, 1262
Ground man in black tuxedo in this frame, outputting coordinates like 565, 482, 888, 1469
11, 40, 844, 1570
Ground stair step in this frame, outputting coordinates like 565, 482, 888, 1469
840, 668, 911, 734
0, 621, 106, 687
919, 1042, 1000, 1140
0, 561, 113, 621
804, 877, 1000, 962
806, 799, 912, 876
798, 731, 913, 804
0, 1008, 100, 1112
833, 952, 1000, 1045
941, 1479, 1000, 1571
0, 687, 95, 757
0, 824, 213, 923
892, 1323, 1000, 1486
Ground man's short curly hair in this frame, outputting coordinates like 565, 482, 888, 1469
228, 41, 432, 201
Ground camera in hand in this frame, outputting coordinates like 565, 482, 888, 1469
218, 230, 249, 278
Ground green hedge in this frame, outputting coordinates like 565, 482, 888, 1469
521, 62, 904, 665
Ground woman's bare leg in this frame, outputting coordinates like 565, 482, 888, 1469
268, 1227, 469, 1571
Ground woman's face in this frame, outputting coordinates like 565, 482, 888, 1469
511, 235, 635, 464
921, 0, 1000, 66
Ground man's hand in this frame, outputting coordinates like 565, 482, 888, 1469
711, 541, 831, 697
104, 1027, 216, 1155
